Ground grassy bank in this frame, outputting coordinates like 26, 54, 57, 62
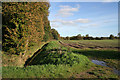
2, 41, 48, 67
30, 41, 91, 66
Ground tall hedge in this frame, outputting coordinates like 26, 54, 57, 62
2, 2, 52, 55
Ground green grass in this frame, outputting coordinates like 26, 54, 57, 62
2, 41, 94, 78
2, 40, 119, 78
61, 40, 119, 71
72, 49, 119, 59
31, 49, 91, 66
3, 63, 92, 78
43, 41, 61, 50
71, 48, 120, 70
3, 63, 118, 78
30, 41, 90, 66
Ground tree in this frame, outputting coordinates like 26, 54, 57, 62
84, 34, 89, 40
76, 34, 83, 40
86, 34, 89, 37
77, 34, 81, 37
109, 34, 114, 39
51, 29, 60, 40
118, 32, 120, 39
118, 32, 120, 36
66, 36, 70, 40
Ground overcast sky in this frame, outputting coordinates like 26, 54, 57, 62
48, 2, 118, 37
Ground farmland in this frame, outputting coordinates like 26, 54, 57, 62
60, 40, 120, 71
61, 40, 119, 49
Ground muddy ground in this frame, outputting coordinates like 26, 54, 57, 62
59, 41, 119, 50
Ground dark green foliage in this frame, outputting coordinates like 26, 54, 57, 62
43, 16, 53, 42
72, 50, 120, 60
51, 29, 60, 40
43, 33, 49, 42
85, 34, 89, 37
66, 36, 70, 40
118, 32, 120, 37
29, 41, 91, 66
31, 50, 90, 66
109, 34, 115, 39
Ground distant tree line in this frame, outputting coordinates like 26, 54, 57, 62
61, 34, 119, 40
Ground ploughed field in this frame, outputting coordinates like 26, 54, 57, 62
61, 40, 119, 50
2, 40, 120, 78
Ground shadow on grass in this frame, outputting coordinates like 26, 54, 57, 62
24, 43, 49, 67
49, 48, 67, 52
27, 48, 72, 66
72, 50, 120, 60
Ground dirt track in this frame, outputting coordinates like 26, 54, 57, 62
59, 41, 120, 50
